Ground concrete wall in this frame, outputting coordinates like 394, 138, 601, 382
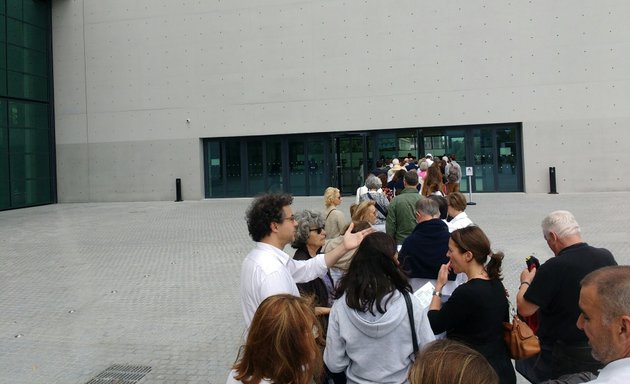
52, 0, 630, 202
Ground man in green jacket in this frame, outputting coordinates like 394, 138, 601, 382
386, 171, 423, 244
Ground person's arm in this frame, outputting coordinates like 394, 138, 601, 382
323, 223, 375, 268
429, 262, 450, 311
323, 305, 349, 373
385, 200, 396, 237
516, 267, 539, 317
314, 307, 331, 316
427, 275, 470, 335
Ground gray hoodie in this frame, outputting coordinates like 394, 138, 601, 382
324, 290, 435, 384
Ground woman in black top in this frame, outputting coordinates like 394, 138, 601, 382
427, 226, 516, 384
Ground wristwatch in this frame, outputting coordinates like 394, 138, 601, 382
432, 289, 442, 298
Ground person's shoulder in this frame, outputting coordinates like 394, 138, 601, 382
293, 248, 310, 261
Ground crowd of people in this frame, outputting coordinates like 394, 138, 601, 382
230, 155, 625, 384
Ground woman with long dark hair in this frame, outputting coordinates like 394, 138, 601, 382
427, 226, 516, 384
324, 232, 435, 383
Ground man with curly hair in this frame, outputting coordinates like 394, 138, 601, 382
241, 192, 373, 327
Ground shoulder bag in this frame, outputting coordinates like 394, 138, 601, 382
503, 305, 540, 359
402, 290, 419, 355
366, 192, 388, 217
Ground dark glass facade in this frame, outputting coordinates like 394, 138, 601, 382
0, 0, 54, 210
203, 122, 523, 198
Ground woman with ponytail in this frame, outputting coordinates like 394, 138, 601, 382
427, 226, 516, 384
324, 232, 435, 384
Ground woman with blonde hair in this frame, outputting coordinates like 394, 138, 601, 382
228, 294, 324, 384
351, 200, 378, 228
409, 339, 498, 384
323, 187, 346, 239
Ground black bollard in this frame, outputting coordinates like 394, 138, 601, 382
175, 178, 183, 202
548, 167, 558, 194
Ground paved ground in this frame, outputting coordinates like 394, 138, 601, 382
1, 192, 628, 384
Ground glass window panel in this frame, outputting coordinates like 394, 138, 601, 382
7, 18, 46, 51
11, 177, 53, 207
266, 140, 283, 193
496, 126, 520, 192
6, 18, 23, 45
7, 45, 46, 76
7, 1, 21, 20
225, 141, 241, 197
472, 128, 495, 192
0, 17, 6, 42
10, 151, 49, 179
9, 127, 49, 153
247, 140, 264, 196
206, 140, 224, 198
375, 133, 397, 162
0, 44, 7, 69
7, 71, 47, 100
0, 155, 9, 209
288, 140, 305, 196
9, 101, 48, 128
336, 136, 363, 194
24, 0, 48, 28
306, 139, 325, 196
0, 72, 6, 96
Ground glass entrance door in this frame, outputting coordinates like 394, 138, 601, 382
443, 129, 467, 192
470, 125, 522, 192
334, 135, 365, 195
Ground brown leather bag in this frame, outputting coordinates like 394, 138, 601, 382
503, 314, 541, 359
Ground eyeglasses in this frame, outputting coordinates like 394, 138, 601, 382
282, 215, 297, 222
309, 227, 324, 234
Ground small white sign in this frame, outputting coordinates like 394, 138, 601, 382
465, 167, 474, 176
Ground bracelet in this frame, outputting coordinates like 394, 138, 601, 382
432, 290, 442, 298
520, 281, 530, 287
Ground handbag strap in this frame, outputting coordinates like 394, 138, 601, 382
325, 208, 336, 221
402, 290, 419, 354
366, 192, 387, 217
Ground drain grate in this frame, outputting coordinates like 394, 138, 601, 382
85, 364, 152, 384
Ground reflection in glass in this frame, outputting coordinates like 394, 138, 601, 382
225, 141, 241, 197
288, 140, 306, 195
247, 141, 263, 196
266, 140, 283, 193
307, 139, 325, 195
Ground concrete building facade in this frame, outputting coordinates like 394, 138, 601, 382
52, 1, 630, 202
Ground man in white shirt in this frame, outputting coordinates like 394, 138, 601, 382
575, 266, 630, 383
241, 193, 373, 326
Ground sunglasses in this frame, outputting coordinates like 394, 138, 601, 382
309, 227, 324, 235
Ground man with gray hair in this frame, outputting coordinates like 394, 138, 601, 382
516, 210, 617, 382
398, 198, 455, 294
576, 266, 630, 382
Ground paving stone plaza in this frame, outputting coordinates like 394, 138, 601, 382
1, 192, 629, 384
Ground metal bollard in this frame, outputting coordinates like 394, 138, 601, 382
175, 178, 183, 202
548, 167, 558, 194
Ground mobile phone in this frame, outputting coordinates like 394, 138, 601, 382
525, 255, 540, 271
